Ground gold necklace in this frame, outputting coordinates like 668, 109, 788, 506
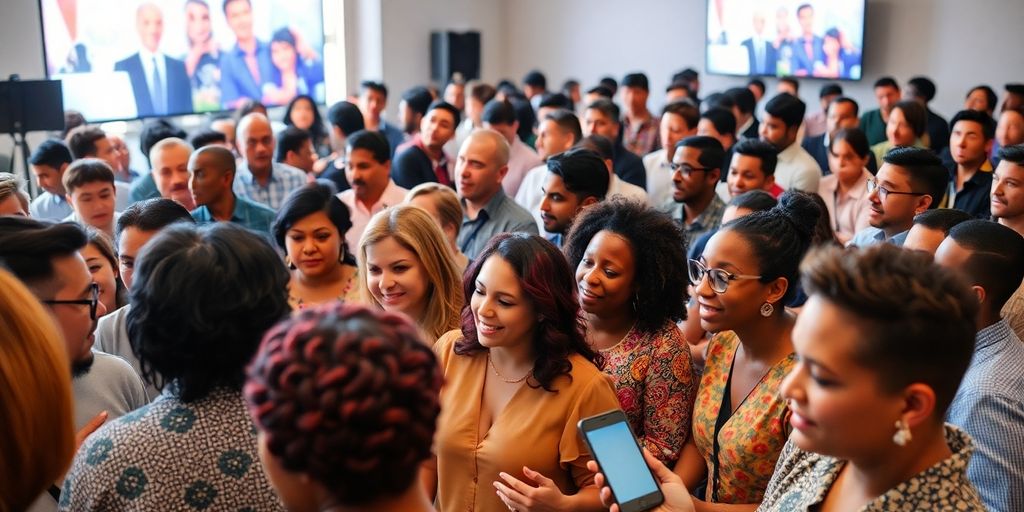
487, 353, 531, 384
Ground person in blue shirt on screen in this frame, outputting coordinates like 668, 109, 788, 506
219, 0, 273, 109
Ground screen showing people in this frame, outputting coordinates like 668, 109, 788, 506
705, 0, 865, 80
40, 0, 325, 121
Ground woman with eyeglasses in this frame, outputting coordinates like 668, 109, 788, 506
563, 198, 697, 467
672, 191, 821, 511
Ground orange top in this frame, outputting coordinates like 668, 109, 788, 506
433, 329, 621, 512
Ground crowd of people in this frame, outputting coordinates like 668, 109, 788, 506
2, 65, 1023, 512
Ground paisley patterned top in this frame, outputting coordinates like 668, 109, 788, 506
757, 425, 985, 511
59, 387, 283, 511
692, 330, 796, 504
601, 320, 697, 466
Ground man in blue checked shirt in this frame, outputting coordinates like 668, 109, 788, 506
233, 113, 306, 211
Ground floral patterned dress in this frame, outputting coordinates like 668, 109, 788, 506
692, 330, 796, 504
601, 320, 697, 466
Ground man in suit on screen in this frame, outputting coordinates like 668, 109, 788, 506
741, 11, 777, 76
114, 3, 193, 117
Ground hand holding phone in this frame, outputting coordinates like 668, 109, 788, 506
579, 410, 669, 512
588, 449, 695, 512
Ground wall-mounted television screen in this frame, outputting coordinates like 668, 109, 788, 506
39, 0, 325, 122
705, 0, 866, 81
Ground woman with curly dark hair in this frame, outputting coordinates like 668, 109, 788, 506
245, 303, 440, 512
563, 198, 697, 468
428, 233, 620, 512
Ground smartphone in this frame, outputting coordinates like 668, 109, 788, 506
578, 409, 664, 512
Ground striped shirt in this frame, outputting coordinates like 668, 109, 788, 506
947, 318, 1024, 512
233, 161, 306, 211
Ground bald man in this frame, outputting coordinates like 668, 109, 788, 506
189, 145, 276, 236
455, 129, 538, 259
114, 2, 192, 116
234, 113, 306, 210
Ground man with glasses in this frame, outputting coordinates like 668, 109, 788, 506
848, 147, 949, 247
0, 217, 147, 506
662, 136, 727, 249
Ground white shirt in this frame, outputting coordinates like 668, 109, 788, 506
338, 180, 408, 251
503, 137, 544, 197
775, 142, 822, 192
609, 174, 647, 203
642, 149, 674, 207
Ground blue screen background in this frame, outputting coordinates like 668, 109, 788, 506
589, 422, 659, 502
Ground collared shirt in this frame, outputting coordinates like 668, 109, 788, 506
775, 142, 822, 192
947, 319, 1024, 512
29, 191, 74, 220
623, 113, 661, 156
643, 148, 675, 207
219, 40, 272, 107
457, 188, 538, 259
233, 161, 306, 210
338, 180, 409, 251
948, 161, 994, 219
817, 168, 872, 245
757, 425, 983, 511
847, 226, 908, 248
502, 137, 544, 197
662, 194, 727, 251
190, 194, 277, 236
137, 48, 167, 111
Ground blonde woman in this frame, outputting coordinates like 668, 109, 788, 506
0, 269, 75, 512
358, 205, 462, 345
405, 182, 470, 271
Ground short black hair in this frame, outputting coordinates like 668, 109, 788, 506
676, 68, 699, 82
522, 70, 547, 89
725, 191, 821, 304
0, 217, 87, 292
427, 100, 462, 128
1006, 83, 1024, 96
189, 129, 228, 149
29, 139, 73, 169
545, 148, 609, 201
273, 182, 354, 264
599, 76, 618, 95
747, 78, 766, 94
998, 143, 1024, 164
359, 80, 388, 98
65, 126, 106, 159
830, 127, 870, 159
621, 72, 649, 91
912, 208, 972, 235
400, 86, 433, 118
140, 119, 187, 165
797, 3, 813, 15
561, 79, 580, 92
704, 92, 735, 113
907, 76, 937, 102
948, 220, 1024, 311
873, 76, 899, 90
882, 147, 949, 209
662, 101, 700, 131
326, 101, 365, 136
585, 85, 614, 99
830, 96, 860, 117
542, 110, 583, 145
732, 138, 779, 177
967, 85, 998, 112
115, 198, 196, 240
127, 223, 290, 402
700, 107, 737, 138
482, 99, 517, 126
729, 189, 777, 211
538, 92, 573, 110
345, 130, 391, 164
819, 82, 843, 99
585, 99, 621, 125
221, 0, 250, 15
779, 77, 800, 95
275, 127, 313, 163
574, 135, 615, 161
564, 198, 689, 334
764, 93, 806, 128
510, 97, 536, 140
725, 87, 756, 115
665, 81, 692, 95
949, 109, 996, 140
676, 136, 725, 172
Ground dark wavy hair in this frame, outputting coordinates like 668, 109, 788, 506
454, 233, 601, 391
563, 198, 689, 333
245, 303, 440, 506
272, 182, 356, 265
0, 217, 87, 292
127, 223, 290, 402
283, 94, 328, 148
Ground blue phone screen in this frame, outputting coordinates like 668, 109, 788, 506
588, 421, 660, 502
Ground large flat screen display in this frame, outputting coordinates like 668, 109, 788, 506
705, 0, 866, 80
39, 0, 325, 121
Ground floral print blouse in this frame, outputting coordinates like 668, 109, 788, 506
601, 320, 697, 466
692, 330, 796, 504
757, 425, 984, 511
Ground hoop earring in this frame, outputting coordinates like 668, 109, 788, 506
892, 419, 912, 447
760, 302, 774, 317
285, 257, 296, 271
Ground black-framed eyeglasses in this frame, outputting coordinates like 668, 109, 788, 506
669, 162, 713, 176
866, 178, 926, 201
688, 259, 762, 294
42, 283, 100, 320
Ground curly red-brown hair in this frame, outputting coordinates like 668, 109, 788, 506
244, 302, 442, 505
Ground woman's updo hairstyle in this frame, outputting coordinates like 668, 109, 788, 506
721, 190, 821, 304
244, 303, 442, 506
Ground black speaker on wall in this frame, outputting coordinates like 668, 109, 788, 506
431, 31, 481, 83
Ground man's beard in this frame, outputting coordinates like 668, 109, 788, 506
72, 351, 96, 378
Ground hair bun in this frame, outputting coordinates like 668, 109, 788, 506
775, 190, 822, 243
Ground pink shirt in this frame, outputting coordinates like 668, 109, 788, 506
818, 168, 872, 245
502, 137, 543, 197
338, 180, 409, 251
